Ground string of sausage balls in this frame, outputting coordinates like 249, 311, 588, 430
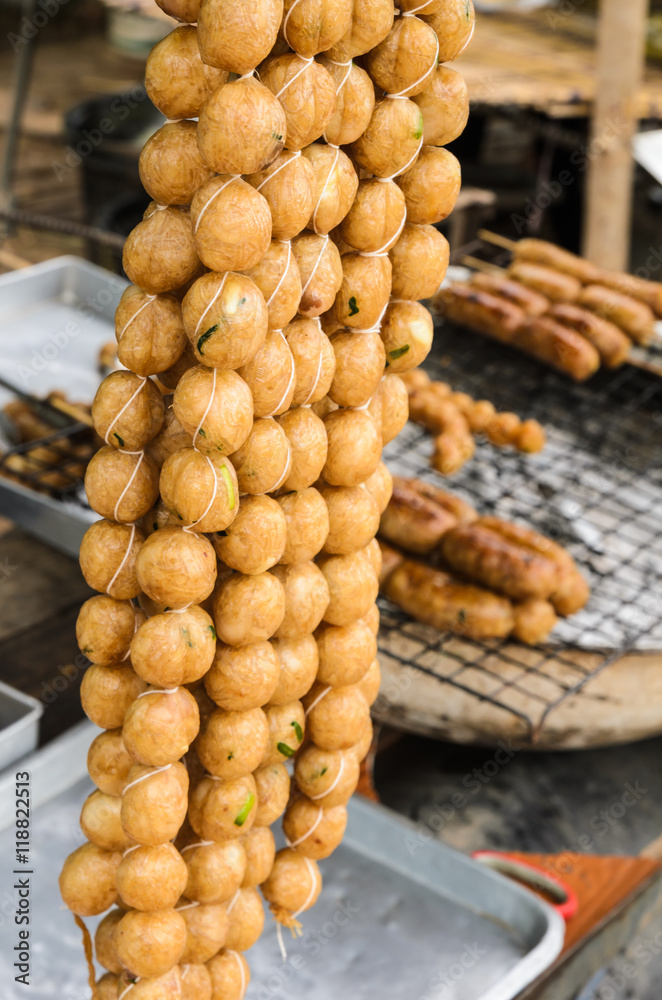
59, 2, 475, 999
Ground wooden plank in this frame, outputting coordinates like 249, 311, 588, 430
0, 529, 90, 642
583, 0, 650, 269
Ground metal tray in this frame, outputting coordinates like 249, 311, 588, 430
0, 722, 563, 1000
0, 680, 42, 772
0, 256, 127, 554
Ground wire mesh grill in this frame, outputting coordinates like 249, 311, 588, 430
0, 422, 94, 503
378, 322, 662, 734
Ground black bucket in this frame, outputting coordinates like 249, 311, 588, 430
64, 87, 163, 225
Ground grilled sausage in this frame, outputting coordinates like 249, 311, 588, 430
547, 303, 631, 368
470, 271, 549, 316
478, 517, 589, 615
378, 540, 405, 585
595, 268, 662, 319
512, 599, 558, 645
513, 317, 600, 381
514, 238, 602, 284
435, 284, 525, 343
578, 285, 654, 345
379, 476, 477, 555
383, 558, 515, 640
441, 520, 561, 601
508, 261, 582, 303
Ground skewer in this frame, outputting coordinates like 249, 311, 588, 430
478, 229, 516, 252
461, 254, 508, 276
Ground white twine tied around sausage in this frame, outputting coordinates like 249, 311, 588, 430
122, 762, 174, 795
119, 978, 140, 1000
281, 0, 307, 50
255, 151, 302, 193
351, 299, 391, 337
261, 329, 296, 422
300, 234, 331, 303
386, 12, 439, 99
298, 317, 326, 408
117, 294, 156, 342
229, 950, 248, 1000
358, 198, 408, 259
180, 839, 214, 854
106, 522, 137, 600
308, 754, 346, 800
322, 58, 353, 146
275, 855, 319, 961
194, 176, 241, 234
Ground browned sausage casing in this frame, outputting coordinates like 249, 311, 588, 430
383, 558, 515, 639
547, 303, 631, 368
578, 284, 654, 345
512, 599, 558, 645
480, 517, 589, 615
470, 271, 550, 316
508, 261, 581, 303
378, 540, 405, 585
513, 317, 600, 381
595, 268, 662, 319
514, 238, 602, 284
379, 476, 476, 554
435, 284, 525, 343
441, 520, 562, 601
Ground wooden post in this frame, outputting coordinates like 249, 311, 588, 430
583, 0, 649, 270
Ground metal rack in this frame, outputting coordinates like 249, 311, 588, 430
379, 323, 662, 738
0, 422, 94, 504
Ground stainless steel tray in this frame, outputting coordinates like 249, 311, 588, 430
0, 679, 42, 772
0, 256, 127, 555
0, 722, 563, 1000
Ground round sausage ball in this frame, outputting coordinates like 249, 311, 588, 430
269, 634, 319, 704
212, 572, 285, 645
319, 482, 380, 556
322, 408, 382, 487
160, 448, 238, 533
130, 605, 217, 688
191, 174, 272, 273
76, 595, 144, 665
204, 640, 280, 712
213, 495, 286, 575
139, 120, 213, 206
315, 618, 377, 686
188, 774, 258, 842
173, 366, 253, 458
262, 700, 305, 765
284, 316, 336, 405
272, 562, 329, 638
135, 528, 217, 609
237, 329, 296, 419
246, 150, 316, 241
123, 204, 199, 296
276, 406, 328, 491
59, 842, 121, 916
116, 843, 188, 912
145, 25, 227, 119
182, 271, 268, 371
196, 707, 269, 781
91, 359, 167, 456
283, 797, 347, 859
253, 762, 290, 827
303, 682, 370, 750
318, 548, 379, 626
241, 826, 276, 887
87, 728, 133, 796
120, 761, 189, 847
229, 418, 291, 495
85, 447, 159, 524
183, 838, 246, 905
115, 286, 188, 379
80, 520, 145, 600
294, 745, 360, 807
80, 789, 132, 851
80, 663, 146, 730
122, 686, 200, 767
277, 487, 329, 563
262, 848, 322, 922
114, 907, 187, 979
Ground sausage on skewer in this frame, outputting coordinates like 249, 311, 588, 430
578, 285, 655, 345
548, 303, 631, 368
